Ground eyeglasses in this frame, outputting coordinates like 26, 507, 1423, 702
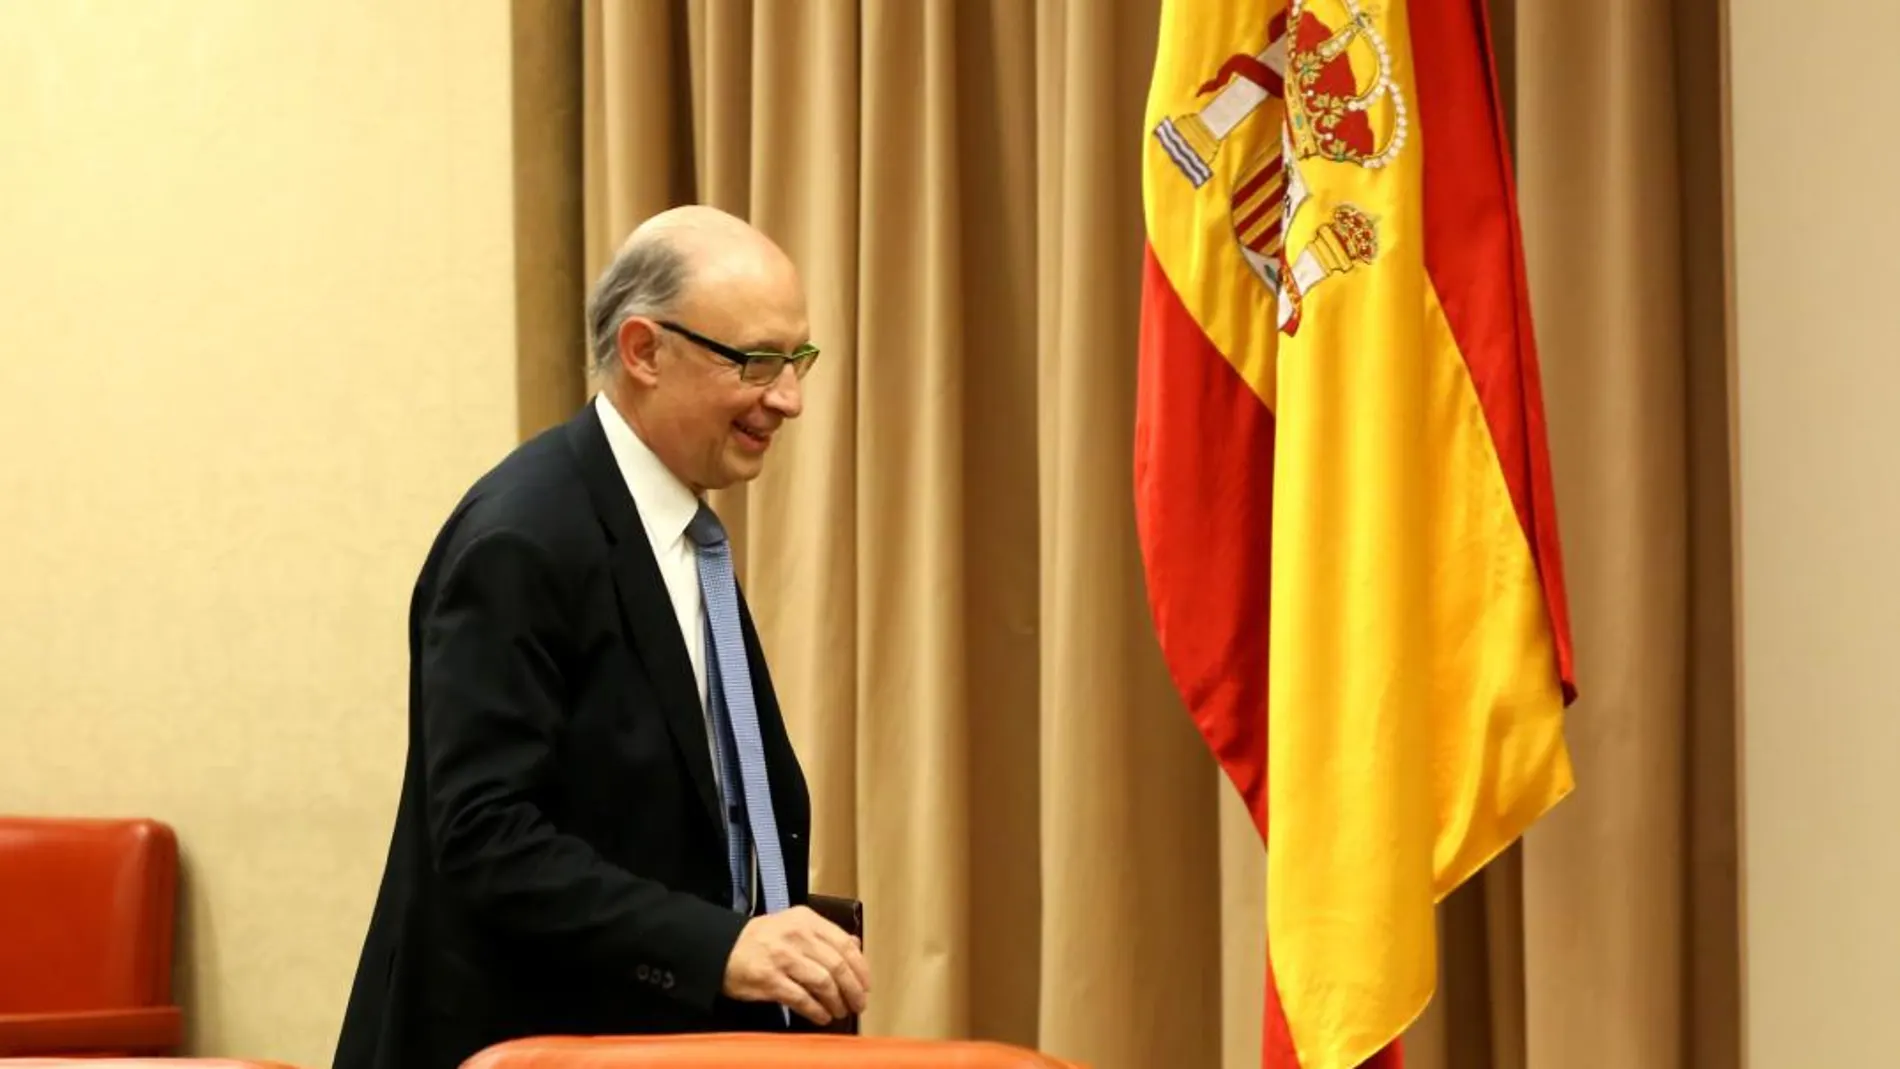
658, 321, 821, 386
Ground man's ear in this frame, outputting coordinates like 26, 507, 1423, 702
616, 316, 663, 386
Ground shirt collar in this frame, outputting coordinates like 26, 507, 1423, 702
593, 392, 701, 552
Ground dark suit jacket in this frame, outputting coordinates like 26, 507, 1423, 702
332, 404, 812, 1069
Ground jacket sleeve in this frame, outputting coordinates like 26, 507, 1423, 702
418, 525, 746, 1012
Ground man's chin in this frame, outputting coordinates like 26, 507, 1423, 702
717, 450, 767, 486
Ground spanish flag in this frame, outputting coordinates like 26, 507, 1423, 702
1133, 2, 1578, 1067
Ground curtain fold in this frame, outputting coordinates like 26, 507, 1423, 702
1513, 0, 1726, 1063
1032, 3, 1228, 1064
518, 3, 1738, 1066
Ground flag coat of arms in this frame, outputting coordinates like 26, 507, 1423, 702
1133, 1, 1579, 1067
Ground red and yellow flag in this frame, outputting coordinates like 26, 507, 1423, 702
1133, 2, 1578, 1067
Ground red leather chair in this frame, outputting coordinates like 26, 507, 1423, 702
0, 817, 183, 1056
460, 1035, 1087, 1068
0, 1061, 298, 1068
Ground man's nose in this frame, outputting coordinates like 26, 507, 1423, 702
763, 366, 804, 418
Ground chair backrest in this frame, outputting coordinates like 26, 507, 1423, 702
0, 816, 178, 1013
460, 1035, 1086, 1069
0, 1060, 300, 1068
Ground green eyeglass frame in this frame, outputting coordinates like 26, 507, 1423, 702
659, 321, 821, 385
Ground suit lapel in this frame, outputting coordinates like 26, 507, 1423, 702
564, 406, 725, 836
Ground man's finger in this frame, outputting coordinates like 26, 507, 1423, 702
772, 974, 831, 1026
787, 955, 849, 1021
806, 941, 868, 1016
835, 938, 871, 995
831, 957, 870, 1015
811, 921, 871, 989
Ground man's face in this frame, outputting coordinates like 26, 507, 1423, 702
623, 248, 811, 493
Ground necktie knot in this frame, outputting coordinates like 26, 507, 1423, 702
686, 503, 727, 549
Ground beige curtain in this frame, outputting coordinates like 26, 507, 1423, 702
509, 2, 1737, 1067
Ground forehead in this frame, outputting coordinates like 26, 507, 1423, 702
676, 249, 809, 349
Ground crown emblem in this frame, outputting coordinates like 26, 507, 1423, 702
1148, 0, 1407, 336
1285, 0, 1408, 169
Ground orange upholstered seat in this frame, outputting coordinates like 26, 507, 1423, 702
0, 816, 183, 1056
460, 1034, 1086, 1069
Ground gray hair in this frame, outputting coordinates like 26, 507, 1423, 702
584, 236, 690, 376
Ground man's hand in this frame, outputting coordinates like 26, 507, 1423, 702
721, 906, 871, 1025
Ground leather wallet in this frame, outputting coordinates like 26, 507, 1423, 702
804, 893, 864, 1035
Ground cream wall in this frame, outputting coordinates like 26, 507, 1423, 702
0, 3, 518, 1065
7, 2, 1897, 1067
1730, 2, 1900, 1065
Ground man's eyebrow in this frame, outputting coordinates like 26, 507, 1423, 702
735, 335, 807, 353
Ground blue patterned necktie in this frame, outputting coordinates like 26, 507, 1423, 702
687, 504, 790, 919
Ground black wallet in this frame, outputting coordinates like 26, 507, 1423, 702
804, 893, 864, 1035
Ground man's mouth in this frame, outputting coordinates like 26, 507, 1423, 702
733, 421, 774, 450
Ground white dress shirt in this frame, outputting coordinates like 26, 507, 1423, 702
593, 393, 759, 909
593, 394, 712, 747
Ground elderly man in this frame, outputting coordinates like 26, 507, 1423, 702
333, 206, 868, 1069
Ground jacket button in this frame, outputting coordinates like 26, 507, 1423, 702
662, 971, 676, 989
636, 964, 651, 981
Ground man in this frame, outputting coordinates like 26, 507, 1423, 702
333, 206, 868, 1069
